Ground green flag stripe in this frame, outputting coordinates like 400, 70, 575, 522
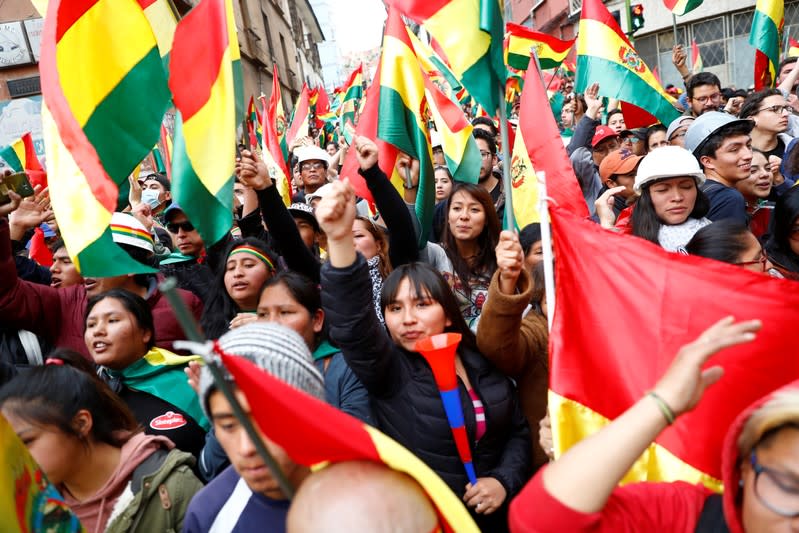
77, 227, 158, 276
0, 146, 22, 171
576, 55, 680, 126
750, 10, 781, 65
83, 47, 170, 186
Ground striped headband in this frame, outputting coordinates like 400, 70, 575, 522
229, 245, 275, 271
110, 223, 154, 253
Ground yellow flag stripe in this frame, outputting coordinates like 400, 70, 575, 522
424, 0, 489, 77
56, 0, 156, 128
380, 34, 426, 125
182, 47, 236, 196
549, 390, 724, 492
143, 0, 177, 57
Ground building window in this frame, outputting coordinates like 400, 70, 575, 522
280, 34, 291, 76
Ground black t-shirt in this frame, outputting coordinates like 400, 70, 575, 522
762, 137, 786, 161
119, 385, 206, 460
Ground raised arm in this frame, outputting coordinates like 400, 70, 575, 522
566, 83, 602, 156
236, 149, 321, 283
537, 317, 760, 514
354, 136, 419, 267
318, 179, 403, 396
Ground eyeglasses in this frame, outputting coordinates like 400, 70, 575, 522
736, 249, 769, 272
166, 221, 195, 233
479, 150, 493, 159
750, 451, 799, 517
300, 161, 325, 171
622, 136, 642, 144
759, 104, 793, 115
692, 92, 722, 104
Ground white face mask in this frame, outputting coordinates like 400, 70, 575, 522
141, 189, 161, 209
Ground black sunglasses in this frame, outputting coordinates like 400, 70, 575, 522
166, 221, 195, 233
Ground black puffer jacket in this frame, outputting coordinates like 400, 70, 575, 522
322, 255, 531, 531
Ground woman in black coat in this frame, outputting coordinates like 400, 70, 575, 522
317, 138, 531, 532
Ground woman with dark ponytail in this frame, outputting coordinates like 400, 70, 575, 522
0, 351, 203, 533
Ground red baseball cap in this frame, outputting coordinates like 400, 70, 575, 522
591, 125, 620, 148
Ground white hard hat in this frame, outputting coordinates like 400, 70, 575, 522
634, 145, 706, 193
295, 145, 330, 167
683, 111, 753, 156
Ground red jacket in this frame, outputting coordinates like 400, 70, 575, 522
0, 219, 203, 358
508, 380, 799, 532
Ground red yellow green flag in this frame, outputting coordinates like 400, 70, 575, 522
378, 7, 434, 246
505, 23, 575, 71
751, 0, 784, 90
423, 73, 479, 185
0, 133, 46, 188
221, 352, 480, 533
662, 0, 703, 16
576, 0, 680, 127
246, 95, 263, 149
691, 39, 703, 74
510, 59, 588, 227
169, 0, 239, 246
340, 64, 363, 144
260, 91, 292, 207
137, 0, 177, 72
390, 0, 505, 113
267, 65, 289, 163
287, 84, 311, 149
40, 0, 166, 276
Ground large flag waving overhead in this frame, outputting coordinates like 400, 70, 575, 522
549, 206, 799, 490
751, 0, 784, 90
220, 352, 480, 533
389, 0, 505, 113
576, 0, 680, 127
339, 64, 363, 144
169, 0, 239, 246
510, 60, 588, 227
505, 23, 575, 71
662, 0, 703, 16
138, 0, 178, 72
40, 0, 166, 276
378, 7, 434, 245
260, 93, 292, 206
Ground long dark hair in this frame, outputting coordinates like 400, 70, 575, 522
441, 183, 500, 296
259, 270, 326, 349
380, 262, 477, 351
85, 289, 156, 351
765, 186, 799, 272
684, 220, 751, 264
631, 180, 710, 245
201, 237, 278, 339
0, 350, 140, 448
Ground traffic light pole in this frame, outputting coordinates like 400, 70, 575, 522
625, 0, 633, 43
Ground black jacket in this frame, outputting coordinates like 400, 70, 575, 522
322, 255, 531, 530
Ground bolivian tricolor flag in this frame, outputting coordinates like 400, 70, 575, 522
246, 95, 263, 149
221, 352, 480, 533
751, 0, 784, 90
407, 30, 462, 94
260, 92, 292, 207
39, 0, 166, 276
510, 60, 587, 227
505, 23, 575, 71
548, 206, 799, 491
169, 0, 238, 246
268, 65, 290, 163
287, 85, 311, 148
662, 0, 703, 16
0, 133, 46, 188
423, 74, 479, 185
378, 7, 435, 246
390, 0, 505, 113
340, 64, 363, 144
576, 0, 679, 127
691, 39, 703, 74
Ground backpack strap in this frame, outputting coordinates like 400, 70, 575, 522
694, 494, 730, 533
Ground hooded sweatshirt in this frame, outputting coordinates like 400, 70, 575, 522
507, 381, 799, 533
62, 432, 173, 533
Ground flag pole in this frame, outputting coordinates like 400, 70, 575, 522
536, 172, 556, 331
672, 14, 679, 43
499, 0, 515, 231
159, 278, 296, 499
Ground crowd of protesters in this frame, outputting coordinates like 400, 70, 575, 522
3, 39, 799, 533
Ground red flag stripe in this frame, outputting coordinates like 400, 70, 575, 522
55, 0, 101, 42
389, 0, 450, 20
168, 0, 230, 120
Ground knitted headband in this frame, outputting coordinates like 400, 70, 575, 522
229, 245, 275, 271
